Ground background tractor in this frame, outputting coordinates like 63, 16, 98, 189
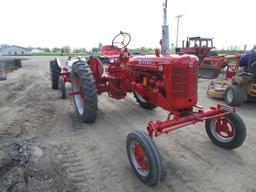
178, 36, 240, 79
49, 56, 87, 99
50, 57, 71, 99
180, 36, 217, 60
67, 0, 247, 186
207, 49, 256, 106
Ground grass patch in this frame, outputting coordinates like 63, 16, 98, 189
31, 52, 102, 57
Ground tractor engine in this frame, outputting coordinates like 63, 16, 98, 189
127, 54, 198, 111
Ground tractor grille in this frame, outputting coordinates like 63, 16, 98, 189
192, 66, 198, 96
172, 68, 189, 98
172, 66, 198, 98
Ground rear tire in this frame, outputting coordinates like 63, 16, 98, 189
50, 59, 61, 89
224, 85, 246, 106
58, 77, 66, 99
134, 92, 156, 110
126, 130, 162, 186
72, 61, 98, 123
205, 109, 246, 149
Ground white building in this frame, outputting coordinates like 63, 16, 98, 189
31, 48, 43, 53
0, 46, 31, 56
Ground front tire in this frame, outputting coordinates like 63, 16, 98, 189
224, 85, 246, 106
72, 61, 98, 123
126, 130, 162, 186
205, 110, 246, 149
134, 92, 156, 110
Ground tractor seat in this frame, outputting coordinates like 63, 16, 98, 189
101, 45, 122, 58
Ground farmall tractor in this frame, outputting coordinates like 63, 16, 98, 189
179, 36, 240, 79
69, 31, 247, 185
68, 2, 246, 186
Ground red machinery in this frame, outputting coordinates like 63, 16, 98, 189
179, 36, 241, 79
69, 31, 246, 185
181, 36, 216, 62
50, 58, 72, 99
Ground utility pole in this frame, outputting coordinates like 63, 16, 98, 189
174, 14, 183, 48
161, 0, 169, 55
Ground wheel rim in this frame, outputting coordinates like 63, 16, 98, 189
226, 88, 234, 103
210, 117, 235, 143
73, 73, 84, 115
130, 141, 149, 177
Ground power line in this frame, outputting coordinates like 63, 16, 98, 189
174, 14, 183, 48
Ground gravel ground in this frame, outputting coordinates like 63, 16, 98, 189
0, 56, 255, 192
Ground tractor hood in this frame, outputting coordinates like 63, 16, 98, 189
129, 54, 198, 66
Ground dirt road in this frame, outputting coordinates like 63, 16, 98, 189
0, 56, 256, 192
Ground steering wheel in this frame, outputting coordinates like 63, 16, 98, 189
112, 31, 131, 50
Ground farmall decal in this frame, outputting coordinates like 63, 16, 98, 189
138, 59, 153, 65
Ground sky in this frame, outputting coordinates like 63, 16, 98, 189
0, 0, 255, 50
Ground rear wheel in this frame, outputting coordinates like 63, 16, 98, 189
205, 110, 246, 149
50, 59, 61, 89
134, 92, 156, 110
72, 61, 98, 123
224, 85, 246, 106
126, 130, 162, 186
58, 77, 66, 99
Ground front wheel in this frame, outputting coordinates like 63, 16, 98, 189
126, 130, 162, 186
134, 92, 157, 110
72, 61, 98, 123
224, 85, 246, 106
205, 110, 246, 149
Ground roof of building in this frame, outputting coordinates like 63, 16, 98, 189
0, 45, 31, 51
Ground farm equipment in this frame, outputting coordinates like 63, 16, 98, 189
68, 0, 246, 186
179, 36, 240, 79
180, 36, 216, 60
50, 57, 70, 99
207, 49, 256, 106
49, 57, 88, 99
0, 59, 22, 81
49, 56, 111, 99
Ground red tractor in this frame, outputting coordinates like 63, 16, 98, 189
69, 31, 246, 185
179, 36, 240, 79
181, 36, 216, 61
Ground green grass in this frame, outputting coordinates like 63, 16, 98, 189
31, 52, 93, 57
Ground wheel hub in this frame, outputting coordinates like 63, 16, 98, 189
134, 144, 149, 171
216, 118, 235, 138
226, 89, 234, 103
73, 74, 85, 114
